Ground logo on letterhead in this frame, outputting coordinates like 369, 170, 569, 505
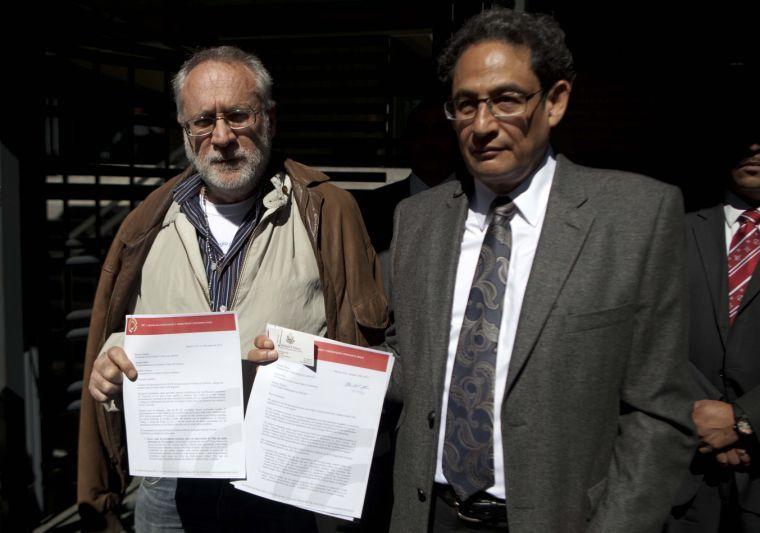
286, 333, 295, 345
127, 317, 138, 334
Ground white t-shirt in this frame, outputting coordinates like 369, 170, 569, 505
200, 195, 257, 254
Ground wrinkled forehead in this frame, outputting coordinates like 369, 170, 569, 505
181, 60, 259, 115
451, 40, 538, 95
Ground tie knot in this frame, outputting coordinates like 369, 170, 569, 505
740, 210, 760, 226
490, 196, 517, 220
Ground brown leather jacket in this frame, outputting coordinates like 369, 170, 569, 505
76, 158, 388, 530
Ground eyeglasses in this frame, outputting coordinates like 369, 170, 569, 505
182, 106, 261, 137
443, 89, 543, 122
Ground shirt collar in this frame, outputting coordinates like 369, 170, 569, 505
172, 170, 280, 212
724, 190, 760, 226
470, 149, 556, 231
173, 172, 204, 204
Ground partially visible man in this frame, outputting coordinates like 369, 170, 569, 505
356, 98, 458, 256
77, 46, 387, 531
667, 125, 760, 532
384, 8, 695, 532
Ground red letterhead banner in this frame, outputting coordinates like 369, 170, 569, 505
125, 313, 237, 336
314, 340, 390, 372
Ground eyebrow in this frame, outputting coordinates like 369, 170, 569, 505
453, 83, 534, 99
191, 104, 253, 116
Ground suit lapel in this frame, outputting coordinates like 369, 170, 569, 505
692, 206, 729, 346
424, 182, 470, 400
506, 156, 594, 396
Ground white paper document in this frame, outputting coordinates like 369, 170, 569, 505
122, 312, 245, 478
233, 328, 394, 520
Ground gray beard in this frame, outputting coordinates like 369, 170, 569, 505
184, 120, 272, 198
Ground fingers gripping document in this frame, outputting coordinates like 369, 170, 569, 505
122, 313, 246, 478
232, 324, 394, 521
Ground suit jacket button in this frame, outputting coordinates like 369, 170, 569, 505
417, 488, 426, 502
427, 410, 436, 428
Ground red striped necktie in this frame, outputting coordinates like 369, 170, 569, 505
728, 209, 760, 324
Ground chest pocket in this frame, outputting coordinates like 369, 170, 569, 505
563, 304, 633, 333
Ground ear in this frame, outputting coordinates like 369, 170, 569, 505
545, 80, 572, 127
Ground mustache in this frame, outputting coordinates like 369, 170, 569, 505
205, 151, 250, 163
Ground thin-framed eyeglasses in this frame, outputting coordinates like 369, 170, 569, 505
443, 89, 544, 122
182, 106, 262, 137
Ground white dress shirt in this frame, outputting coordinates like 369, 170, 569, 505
434, 152, 556, 499
724, 191, 760, 252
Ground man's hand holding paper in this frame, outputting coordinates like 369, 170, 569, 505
89, 346, 138, 403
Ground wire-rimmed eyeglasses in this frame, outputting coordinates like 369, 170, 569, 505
182, 106, 262, 137
443, 89, 543, 122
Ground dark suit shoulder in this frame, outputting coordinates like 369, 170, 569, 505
683, 204, 724, 235
686, 204, 723, 220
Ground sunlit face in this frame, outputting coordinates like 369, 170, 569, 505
730, 142, 760, 203
179, 60, 275, 202
450, 40, 570, 194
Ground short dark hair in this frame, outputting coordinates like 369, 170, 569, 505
438, 8, 576, 90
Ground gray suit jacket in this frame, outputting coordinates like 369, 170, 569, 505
386, 155, 696, 533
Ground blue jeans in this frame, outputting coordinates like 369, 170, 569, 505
134, 477, 319, 532
135, 478, 183, 532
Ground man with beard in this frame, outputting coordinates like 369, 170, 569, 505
77, 46, 387, 531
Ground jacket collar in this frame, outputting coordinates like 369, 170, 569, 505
284, 156, 330, 187
118, 166, 194, 247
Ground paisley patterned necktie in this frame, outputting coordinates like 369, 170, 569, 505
443, 196, 516, 501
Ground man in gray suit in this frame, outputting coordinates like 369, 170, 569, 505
385, 8, 695, 532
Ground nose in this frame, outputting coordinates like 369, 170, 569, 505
210, 116, 236, 148
471, 101, 498, 137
